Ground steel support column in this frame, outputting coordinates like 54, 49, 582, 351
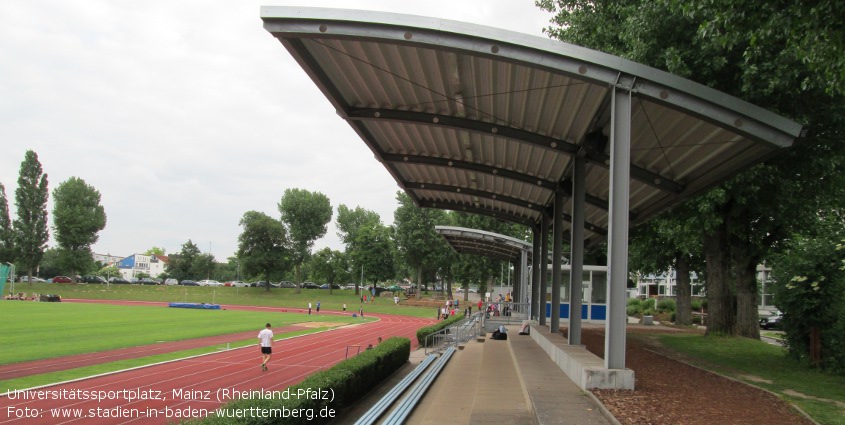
539, 213, 550, 326
513, 249, 531, 311
551, 189, 565, 333
606, 87, 632, 370
531, 225, 541, 321
569, 155, 586, 346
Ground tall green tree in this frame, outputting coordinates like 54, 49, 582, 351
310, 248, 349, 294
52, 177, 107, 280
351, 224, 395, 285
0, 182, 14, 263
336, 205, 382, 247
237, 211, 288, 292
538, 0, 845, 337
278, 188, 332, 294
35, 247, 62, 279
166, 240, 202, 282
336, 204, 384, 294
393, 192, 451, 295
13, 150, 49, 283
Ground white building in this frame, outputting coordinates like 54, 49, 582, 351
93, 253, 124, 266
636, 270, 704, 298
636, 264, 774, 307
116, 254, 169, 279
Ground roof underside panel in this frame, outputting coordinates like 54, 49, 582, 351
262, 7, 802, 239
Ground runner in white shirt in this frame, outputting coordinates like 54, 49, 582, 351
258, 323, 274, 371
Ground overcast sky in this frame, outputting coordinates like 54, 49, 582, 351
0, 1, 553, 263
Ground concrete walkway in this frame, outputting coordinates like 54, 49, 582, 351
335, 326, 615, 424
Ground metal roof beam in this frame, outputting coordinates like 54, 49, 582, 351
420, 199, 607, 236
348, 108, 580, 156
418, 199, 535, 226
404, 182, 545, 212
382, 154, 558, 191
357, 108, 684, 195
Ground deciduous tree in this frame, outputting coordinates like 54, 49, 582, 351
13, 150, 49, 283
52, 177, 106, 280
237, 211, 288, 292
537, 0, 845, 337
393, 192, 451, 295
278, 189, 332, 294
311, 248, 348, 294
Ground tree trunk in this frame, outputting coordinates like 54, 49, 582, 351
447, 276, 452, 299
295, 263, 302, 294
732, 243, 761, 339
703, 221, 735, 335
674, 253, 692, 326
416, 265, 423, 299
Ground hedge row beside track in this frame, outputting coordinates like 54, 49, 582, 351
415, 314, 464, 347
197, 337, 411, 425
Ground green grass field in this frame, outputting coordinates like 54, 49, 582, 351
659, 334, 845, 425
0, 301, 370, 364
7, 282, 437, 317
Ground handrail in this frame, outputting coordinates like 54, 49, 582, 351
353, 354, 437, 425
424, 312, 484, 354
383, 347, 457, 425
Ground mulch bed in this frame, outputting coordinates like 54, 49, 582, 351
561, 326, 815, 425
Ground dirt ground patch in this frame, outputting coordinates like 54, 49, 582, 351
563, 326, 815, 425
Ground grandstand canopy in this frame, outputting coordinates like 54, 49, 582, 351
261, 6, 802, 237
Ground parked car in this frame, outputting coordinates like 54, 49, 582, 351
179, 280, 199, 286
279, 281, 297, 288
759, 313, 783, 330
319, 283, 341, 289
228, 281, 248, 287
138, 278, 160, 285
80, 275, 107, 284
52, 276, 72, 283
197, 279, 222, 287
17, 276, 48, 283
164, 278, 179, 285
301, 282, 319, 289
109, 276, 130, 284
253, 281, 271, 288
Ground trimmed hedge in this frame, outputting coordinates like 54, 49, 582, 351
416, 314, 464, 347
198, 337, 411, 425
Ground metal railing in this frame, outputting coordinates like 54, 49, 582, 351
424, 312, 484, 354
480, 302, 531, 330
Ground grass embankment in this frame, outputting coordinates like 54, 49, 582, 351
11, 282, 436, 317
659, 334, 845, 425
0, 301, 366, 392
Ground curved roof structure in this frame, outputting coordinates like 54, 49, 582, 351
261, 6, 802, 238
435, 226, 531, 263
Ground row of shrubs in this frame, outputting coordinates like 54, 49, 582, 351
416, 313, 464, 347
198, 337, 411, 425
627, 298, 671, 316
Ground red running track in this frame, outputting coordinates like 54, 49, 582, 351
0, 299, 435, 425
